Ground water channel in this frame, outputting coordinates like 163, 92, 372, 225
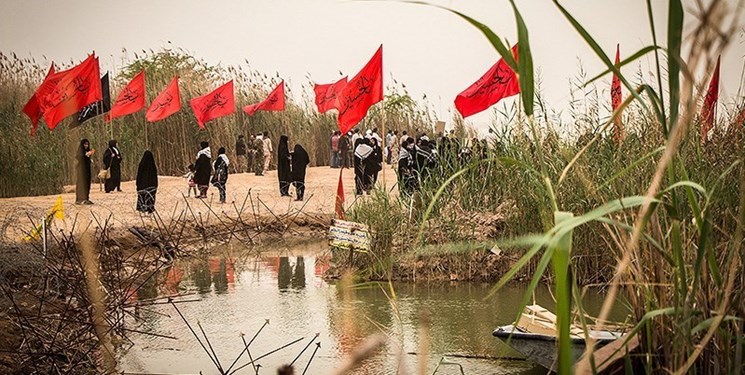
119, 240, 624, 374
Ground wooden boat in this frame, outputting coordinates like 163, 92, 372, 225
492, 305, 626, 373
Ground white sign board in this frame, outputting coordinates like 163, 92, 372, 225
328, 219, 372, 252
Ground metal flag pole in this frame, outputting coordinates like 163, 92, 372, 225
381, 101, 386, 187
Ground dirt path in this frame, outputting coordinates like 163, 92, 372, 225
0, 166, 398, 241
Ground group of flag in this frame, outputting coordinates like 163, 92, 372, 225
22, 44, 727, 142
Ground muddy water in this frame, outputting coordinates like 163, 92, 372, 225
119, 241, 623, 375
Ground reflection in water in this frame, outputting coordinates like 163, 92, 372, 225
277, 256, 307, 291
291, 257, 306, 289
120, 248, 624, 375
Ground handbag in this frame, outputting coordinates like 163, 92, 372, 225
98, 168, 111, 180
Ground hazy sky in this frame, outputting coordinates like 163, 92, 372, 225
2, 0, 744, 133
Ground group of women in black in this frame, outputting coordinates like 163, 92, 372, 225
75, 135, 310, 214
277, 135, 311, 201
75, 138, 158, 213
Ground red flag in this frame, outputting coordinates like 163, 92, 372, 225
190, 80, 235, 128
146, 76, 181, 122
314, 76, 348, 113
455, 45, 520, 119
335, 168, 345, 219
23, 65, 56, 136
107, 70, 146, 122
611, 44, 624, 143
336, 46, 383, 134
700, 56, 720, 142
39, 55, 102, 130
243, 81, 285, 115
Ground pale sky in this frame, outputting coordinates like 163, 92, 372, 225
2, 0, 744, 133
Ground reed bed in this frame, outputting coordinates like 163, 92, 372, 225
345, 0, 745, 373
0, 48, 434, 198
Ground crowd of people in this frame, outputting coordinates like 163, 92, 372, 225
73, 128, 491, 213
333, 128, 493, 197
74, 132, 312, 214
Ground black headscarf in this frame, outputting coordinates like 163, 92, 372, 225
291, 144, 310, 182
108, 139, 117, 148
277, 135, 291, 184
136, 150, 158, 190
77, 139, 90, 161
278, 135, 289, 158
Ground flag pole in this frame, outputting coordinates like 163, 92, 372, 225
381, 102, 386, 188
144, 120, 149, 150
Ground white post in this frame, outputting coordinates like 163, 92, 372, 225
42, 217, 47, 257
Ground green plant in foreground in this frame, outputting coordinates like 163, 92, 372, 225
406, 0, 744, 373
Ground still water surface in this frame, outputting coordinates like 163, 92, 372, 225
119, 241, 620, 374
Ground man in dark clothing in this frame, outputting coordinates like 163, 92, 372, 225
253, 134, 264, 176
339, 133, 350, 169
235, 135, 247, 173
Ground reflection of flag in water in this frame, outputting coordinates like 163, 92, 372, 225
162, 265, 184, 295
24, 196, 64, 241
70, 72, 111, 128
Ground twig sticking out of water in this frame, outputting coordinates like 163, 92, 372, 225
301, 342, 321, 375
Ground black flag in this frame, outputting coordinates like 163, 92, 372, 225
70, 72, 110, 128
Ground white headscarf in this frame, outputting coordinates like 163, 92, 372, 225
197, 147, 211, 160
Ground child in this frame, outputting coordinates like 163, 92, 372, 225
183, 164, 197, 197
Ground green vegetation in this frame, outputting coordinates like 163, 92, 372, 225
345, 0, 745, 373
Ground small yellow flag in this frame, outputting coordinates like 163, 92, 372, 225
23, 196, 65, 241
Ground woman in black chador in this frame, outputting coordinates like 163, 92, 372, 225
103, 140, 123, 193
353, 137, 373, 195
75, 139, 95, 205
136, 150, 158, 213
211, 147, 229, 203
277, 135, 292, 196
194, 141, 211, 198
291, 144, 310, 201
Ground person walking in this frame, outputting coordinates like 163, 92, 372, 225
212, 147, 229, 203
368, 137, 383, 188
103, 140, 123, 193
339, 132, 350, 169
389, 131, 399, 165
353, 137, 373, 195
75, 139, 95, 205
235, 135, 247, 173
253, 134, 264, 176
291, 144, 310, 201
136, 150, 158, 213
330, 131, 340, 168
277, 135, 292, 196
194, 141, 211, 198
262, 132, 273, 171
